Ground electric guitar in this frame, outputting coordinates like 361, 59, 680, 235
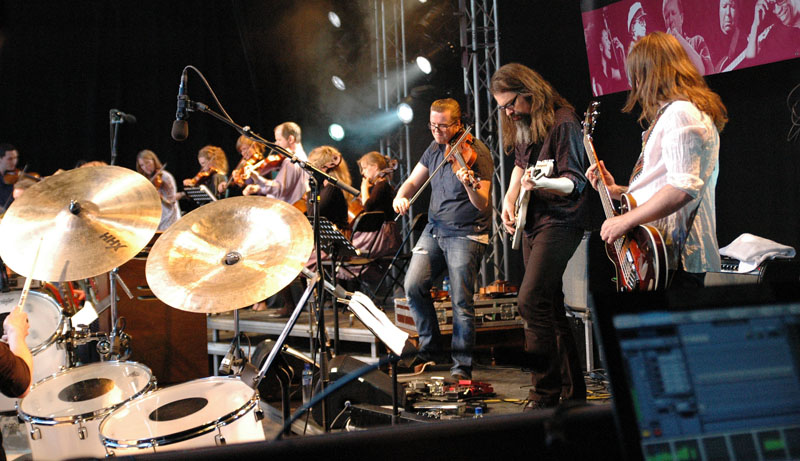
511, 160, 552, 250
583, 101, 668, 291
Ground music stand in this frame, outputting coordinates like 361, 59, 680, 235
308, 216, 356, 355
183, 185, 217, 205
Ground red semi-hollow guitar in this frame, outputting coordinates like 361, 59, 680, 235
583, 102, 668, 291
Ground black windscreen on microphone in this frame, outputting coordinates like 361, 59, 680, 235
171, 120, 188, 141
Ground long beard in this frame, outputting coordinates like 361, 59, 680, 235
514, 118, 532, 146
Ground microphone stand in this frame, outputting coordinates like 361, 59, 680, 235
182, 96, 358, 433
109, 110, 125, 166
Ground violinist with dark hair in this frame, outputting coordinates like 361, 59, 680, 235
392, 98, 493, 381
1, 144, 21, 212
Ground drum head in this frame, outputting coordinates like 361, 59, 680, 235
18, 361, 154, 422
101, 377, 256, 448
0, 291, 62, 352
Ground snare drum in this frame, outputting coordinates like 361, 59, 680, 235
18, 361, 155, 460
0, 290, 68, 413
100, 376, 265, 455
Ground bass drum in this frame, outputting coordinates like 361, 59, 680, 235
100, 376, 265, 455
0, 290, 68, 413
17, 361, 155, 461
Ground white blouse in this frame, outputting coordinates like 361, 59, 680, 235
627, 100, 721, 273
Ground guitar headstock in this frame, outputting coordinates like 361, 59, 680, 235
582, 101, 600, 137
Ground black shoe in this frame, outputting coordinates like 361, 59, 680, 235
451, 372, 471, 382
522, 399, 558, 412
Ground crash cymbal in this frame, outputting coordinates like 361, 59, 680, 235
145, 195, 313, 313
0, 166, 161, 282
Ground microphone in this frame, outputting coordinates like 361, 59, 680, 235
219, 339, 238, 374
110, 109, 137, 124
171, 70, 189, 141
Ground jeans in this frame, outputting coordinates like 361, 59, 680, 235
519, 226, 586, 404
404, 228, 486, 377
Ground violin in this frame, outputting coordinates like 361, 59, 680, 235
228, 152, 264, 187
241, 154, 283, 181
444, 130, 480, 190
393, 125, 479, 222
3, 168, 41, 185
150, 163, 167, 189
185, 167, 219, 187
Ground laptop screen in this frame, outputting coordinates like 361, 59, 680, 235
592, 284, 800, 461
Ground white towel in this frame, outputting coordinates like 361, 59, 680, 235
719, 233, 796, 272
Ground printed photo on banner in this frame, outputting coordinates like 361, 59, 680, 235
582, 0, 800, 96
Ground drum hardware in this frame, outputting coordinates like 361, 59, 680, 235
218, 311, 244, 375
77, 420, 88, 440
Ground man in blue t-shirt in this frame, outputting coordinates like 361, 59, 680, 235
392, 98, 493, 380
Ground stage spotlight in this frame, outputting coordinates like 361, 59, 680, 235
415, 56, 432, 75
328, 11, 341, 28
328, 124, 345, 141
396, 103, 414, 124
331, 75, 346, 91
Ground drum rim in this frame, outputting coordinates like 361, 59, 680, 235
2, 290, 65, 355
99, 376, 260, 450
17, 361, 156, 425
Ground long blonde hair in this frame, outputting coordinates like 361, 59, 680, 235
198, 145, 229, 175
490, 63, 573, 151
623, 31, 727, 131
136, 149, 163, 176
308, 146, 353, 200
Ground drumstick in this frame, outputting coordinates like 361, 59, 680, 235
16, 237, 44, 312
1, 238, 42, 343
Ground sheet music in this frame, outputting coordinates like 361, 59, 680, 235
347, 291, 411, 357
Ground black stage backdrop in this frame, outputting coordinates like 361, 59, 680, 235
1, 1, 798, 260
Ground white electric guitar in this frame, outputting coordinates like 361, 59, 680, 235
511, 160, 553, 250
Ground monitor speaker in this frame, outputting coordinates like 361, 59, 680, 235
312, 355, 403, 428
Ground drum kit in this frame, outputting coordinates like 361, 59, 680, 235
0, 165, 315, 459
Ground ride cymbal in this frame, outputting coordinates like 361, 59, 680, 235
0, 166, 161, 282
145, 195, 313, 313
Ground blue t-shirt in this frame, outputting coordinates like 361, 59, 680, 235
419, 135, 494, 236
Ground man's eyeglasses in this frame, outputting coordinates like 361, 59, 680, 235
428, 121, 458, 131
497, 93, 520, 112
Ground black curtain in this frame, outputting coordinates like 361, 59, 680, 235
1, 0, 798, 264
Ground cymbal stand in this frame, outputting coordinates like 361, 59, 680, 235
240, 274, 319, 409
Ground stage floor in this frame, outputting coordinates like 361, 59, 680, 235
215, 305, 611, 439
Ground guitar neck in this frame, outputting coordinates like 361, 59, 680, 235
583, 135, 617, 219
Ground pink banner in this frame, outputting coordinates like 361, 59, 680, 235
582, 0, 800, 96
